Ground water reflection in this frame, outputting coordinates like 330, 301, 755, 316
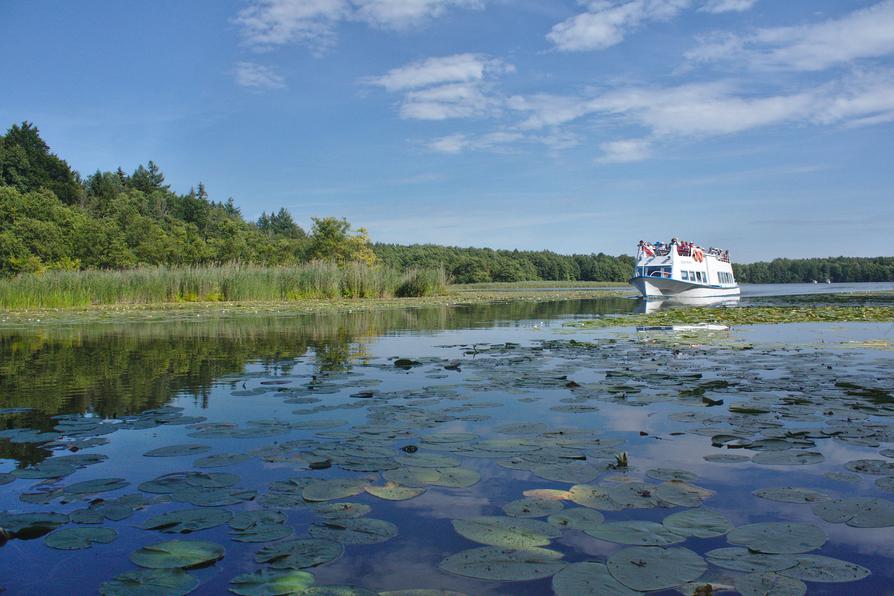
636, 295, 740, 314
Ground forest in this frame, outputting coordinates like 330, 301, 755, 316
1, 122, 891, 286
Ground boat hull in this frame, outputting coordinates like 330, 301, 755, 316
629, 276, 740, 299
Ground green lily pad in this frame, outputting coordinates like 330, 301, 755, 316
530, 462, 600, 484
552, 562, 638, 596
229, 510, 287, 530
308, 518, 398, 544
229, 569, 315, 596
193, 453, 251, 468
64, 477, 129, 495
547, 508, 604, 532
300, 585, 377, 595
365, 483, 425, 501
703, 453, 749, 463
662, 510, 732, 538
752, 451, 824, 465
646, 468, 697, 482
753, 487, 830, 504
130, 540, 225, 569
503, 497, 564, 518
421, 433, 478, 444
606, 482, 664, 509
779, 554, 871, 583
382, 467, 441, 487
302, 479, 368, 502
232, 523, 294, 543
44, 527, 117, 549
143, 445, 210, 458
0, 512, 68, 538
185, 472, 240, 488
311, 502, 372, 519
705, 547, 798, 573
394, 453, 458, 468
654, 481, 713, 507
812, 497, 894, 527
429, 467, 480, 488
606, 546, 707, 591
568, 485, 622, 511
586, 521, 686, 546
876, 477, 894, 492
451, 516, 561, 548
727, 522, 826, 554
439, 546, 566, 581
844, 459, 894, 475
99, 569, 199, 596
256, 538, 344, 569
735, 572, 806, 596
171, 487, 256, 507
140, 509, 233, 534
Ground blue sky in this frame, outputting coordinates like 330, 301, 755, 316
2, 0, 893, 261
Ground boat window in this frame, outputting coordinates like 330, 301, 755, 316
681, 271, 688, 280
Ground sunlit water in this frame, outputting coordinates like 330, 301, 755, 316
0, 294, 892, 595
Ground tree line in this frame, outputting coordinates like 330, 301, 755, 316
1, 122, 891, 284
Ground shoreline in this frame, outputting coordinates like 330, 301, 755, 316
0, 286, 632, 328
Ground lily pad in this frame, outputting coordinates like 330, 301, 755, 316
586, 521, 686, 546
552, 562, 638, 596
703, 453, 749, 463
439, 546, 566, 581
844, 459, 894, 475
430, 467, 480, 488
646, 468, 697, 482
0, 512, 68, 538
193, 453, 251, 468
99, 569, 199, 596
64, 477, 129, 495
753, 487, 830, 504
752, 451, 824, 466
130, 540, 225, 569
171, 487, 256, 507
140, 509, 233, 534
382, 467, 441, 487
568, 485, 622, 511
451, 516, 561, 548
256, 538, 344, 569
143, 445, 210, 458
503, 497, 564, 518
727, 522, 826, 554
311, 502, 372, 519
662, 510, 732, 538
779, 554, 871, 583
229, 510, 287, 530
309, 518, 398, 544
654, 481, 713, 507
303, 479, 368, 502
735, 572, 806, 596
705, 547, 798, 573
547, 508, 605, 532
44, 527, 117, 549
606, 546, 707, 591
365, 483, 425, 501
229, 569, 315, 596
812, 497, 894, 527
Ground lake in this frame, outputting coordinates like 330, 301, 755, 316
0, 289, 892, 595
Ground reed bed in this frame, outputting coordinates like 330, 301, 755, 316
0, 262, 449, 309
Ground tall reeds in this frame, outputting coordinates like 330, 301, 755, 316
0, 262, 449, 309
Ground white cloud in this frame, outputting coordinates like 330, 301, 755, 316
426, 130, 524, 153
235, 0, 483, 52
233, 61, 286, 90
699, 0, 756, 13
687, 1, 894, 71
547, 0, 692, 52
596, 138, 652, 162
369, 54, 512, 120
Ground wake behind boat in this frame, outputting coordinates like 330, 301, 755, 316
630, 238, 740, 299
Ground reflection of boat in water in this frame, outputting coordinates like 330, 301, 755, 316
629, 238, 740, 299
636, 295, 740, 314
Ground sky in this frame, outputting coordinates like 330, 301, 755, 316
2, 0, 893, 262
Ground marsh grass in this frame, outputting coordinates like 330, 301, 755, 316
0, 262, 448, 309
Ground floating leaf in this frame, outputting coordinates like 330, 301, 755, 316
568, 485, 622, 511
705, 548, 797, 573
64, 477, 129, 495
311, 502, 371, 519
439, 546, 566, 581
130, 540, 225, 569
606, 546, 707, 592
229, 569, 315, 596
365, 483, 425, 501
654, 481, 713, 507
140, 509, 233, 534
382, 467, 440, 487
727, 522, 826, 554
309, 518, 398, 544
523, 489, 571, 501
703, 454, 749, 463
193, 453, 251, 468
752, 451, 824, 466
812, 497, 894, 527
394, 453, 458, 468
44, 527, 117, 549
0, 512, 68, 538
779, 554, 871, 583
300, 585, 377, 595
171, 487, 256, 507
229, 510, 286, 530
586, 521, 686, 546
844, 459, 894, 475
735, 572, 806, 596
530, 462, 599, 484
753, 487, 830, 504
143, 445, 210, 458
256, 538, 344, 569
552, 562, 638, 596
662, 510, 732, 538
99, 569, 199, 596
451, 516, 560, 548
547, 508, 604, 532
303, 479, 368, 502
429, 467, 480, 488
232, 523, 294, 543
503, 497, 564, 518
606, 482, 664, 509
646, 468, 697, 482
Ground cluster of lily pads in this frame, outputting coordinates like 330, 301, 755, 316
0, 330, 892, 594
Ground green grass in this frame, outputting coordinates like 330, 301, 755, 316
568, 305, 894, 329
0, 262, 448, 309
455, 280, 628, 291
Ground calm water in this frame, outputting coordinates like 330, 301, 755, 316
0, 295, 892, 595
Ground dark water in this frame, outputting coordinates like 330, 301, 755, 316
0, 297, 892, 595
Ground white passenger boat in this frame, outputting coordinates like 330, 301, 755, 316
629, 238, 740, 299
